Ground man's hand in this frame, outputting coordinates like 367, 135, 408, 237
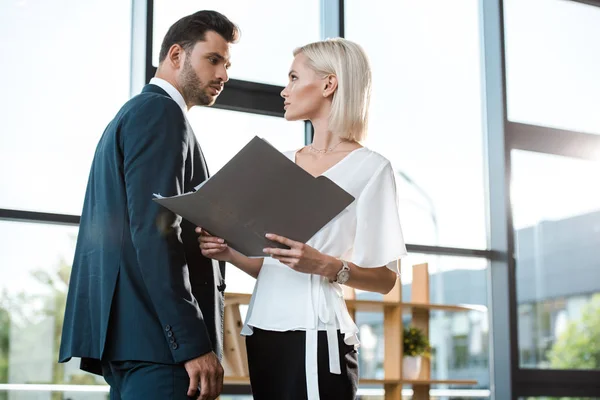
184, 351, 224, 400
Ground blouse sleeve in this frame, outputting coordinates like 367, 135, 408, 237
349, 161, 408, 273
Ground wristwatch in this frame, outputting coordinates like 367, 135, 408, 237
334, 259, 351, 284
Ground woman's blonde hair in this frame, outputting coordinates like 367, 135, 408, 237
293, 38, 372, 142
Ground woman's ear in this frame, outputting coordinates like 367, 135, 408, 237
323, 74, 338, 98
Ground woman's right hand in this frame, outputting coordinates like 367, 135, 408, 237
196, 227, 235, 263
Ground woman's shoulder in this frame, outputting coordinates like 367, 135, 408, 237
338, 147, 395, 196
356, 146, 393, 172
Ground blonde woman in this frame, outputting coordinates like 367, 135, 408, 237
197, 38, 407, 399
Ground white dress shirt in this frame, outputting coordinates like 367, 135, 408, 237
241, 147, 407, 399
149, 77, 188, 114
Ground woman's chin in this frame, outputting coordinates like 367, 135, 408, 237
283, 111, 296, 121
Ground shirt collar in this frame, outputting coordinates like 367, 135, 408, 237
149, 77, 187, 114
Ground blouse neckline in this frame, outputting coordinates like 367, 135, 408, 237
292, 146, 367, 177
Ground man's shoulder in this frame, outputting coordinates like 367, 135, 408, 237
126, 91, 180, 112
116, 91, 184, 125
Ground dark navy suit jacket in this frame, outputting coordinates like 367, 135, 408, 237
59, 84, 225, 375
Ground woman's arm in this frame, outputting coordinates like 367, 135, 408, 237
320, 257, 397, 295
263, 233, 397, 294
196, 228, 264, 279
229, 251, 264, 279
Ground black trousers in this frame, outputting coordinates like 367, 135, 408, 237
101, 360, 197, 399
246, 328, 358, 400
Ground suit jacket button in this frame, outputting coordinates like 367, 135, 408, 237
167, 331, 173, 337
171, 343, 178, 350
169, 337, 175, 344
165, 325, 171, 332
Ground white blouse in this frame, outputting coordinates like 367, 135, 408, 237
241, 147, 407, 399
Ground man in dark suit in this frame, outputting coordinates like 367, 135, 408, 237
58, 11, 239, 400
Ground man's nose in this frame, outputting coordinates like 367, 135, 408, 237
217, 66, 229, 83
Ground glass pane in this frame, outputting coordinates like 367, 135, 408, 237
153, 0, 320, 85
0, 221, 106, 390
187, 108, 305, 294
345, 0, 487, 249
511, 150, 600, 369
356, 255, 490, 389
504, 0, 600, 134
0, 1, 132, 215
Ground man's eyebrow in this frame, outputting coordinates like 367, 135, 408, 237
207, 52, 231, 67
207, 52, 227, 61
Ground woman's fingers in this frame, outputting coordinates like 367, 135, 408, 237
198, 235, 225, 244
203, 248, 226, 256
201, 242, 227, 250
195, 227, 217, 237
263, 247, 297, 257
265, 233, 300, 248
195, 226, 211, 235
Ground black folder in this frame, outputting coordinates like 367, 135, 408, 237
153, 136, 355, 257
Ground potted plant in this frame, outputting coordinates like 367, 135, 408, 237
402, 325, 431, 380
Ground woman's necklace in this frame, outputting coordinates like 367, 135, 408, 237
308, 140, 345, 154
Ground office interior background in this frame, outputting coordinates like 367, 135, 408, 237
1, 0, 599, 398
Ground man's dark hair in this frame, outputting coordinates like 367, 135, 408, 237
158, 10, 240, 63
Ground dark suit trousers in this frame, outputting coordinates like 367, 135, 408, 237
102, 361, 198, 400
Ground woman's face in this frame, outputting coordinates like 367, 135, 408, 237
280, 53, 327, 121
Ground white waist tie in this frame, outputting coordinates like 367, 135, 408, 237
305, 276, 360, 400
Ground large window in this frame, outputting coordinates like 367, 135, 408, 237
511, 150, 600, 370
485, 0, 600, 395
345, 0, 487, 250
153, 0, 321, 86
504, 0, 600, 135
0, 0, 132, 216
0, 0, 131, 397
0, 221, 107, 398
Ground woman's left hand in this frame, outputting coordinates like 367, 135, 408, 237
263, 233, 334, 277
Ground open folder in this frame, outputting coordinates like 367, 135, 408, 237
153, 136, 355, 257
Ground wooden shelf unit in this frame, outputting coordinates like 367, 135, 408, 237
222, 262, 481, 399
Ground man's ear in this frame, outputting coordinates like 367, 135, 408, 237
167, 44, 185, 69
323, 74, 338, 98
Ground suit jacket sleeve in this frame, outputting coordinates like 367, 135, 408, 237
121, 96, 212, 363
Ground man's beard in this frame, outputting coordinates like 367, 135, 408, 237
180, 57, 214, 107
